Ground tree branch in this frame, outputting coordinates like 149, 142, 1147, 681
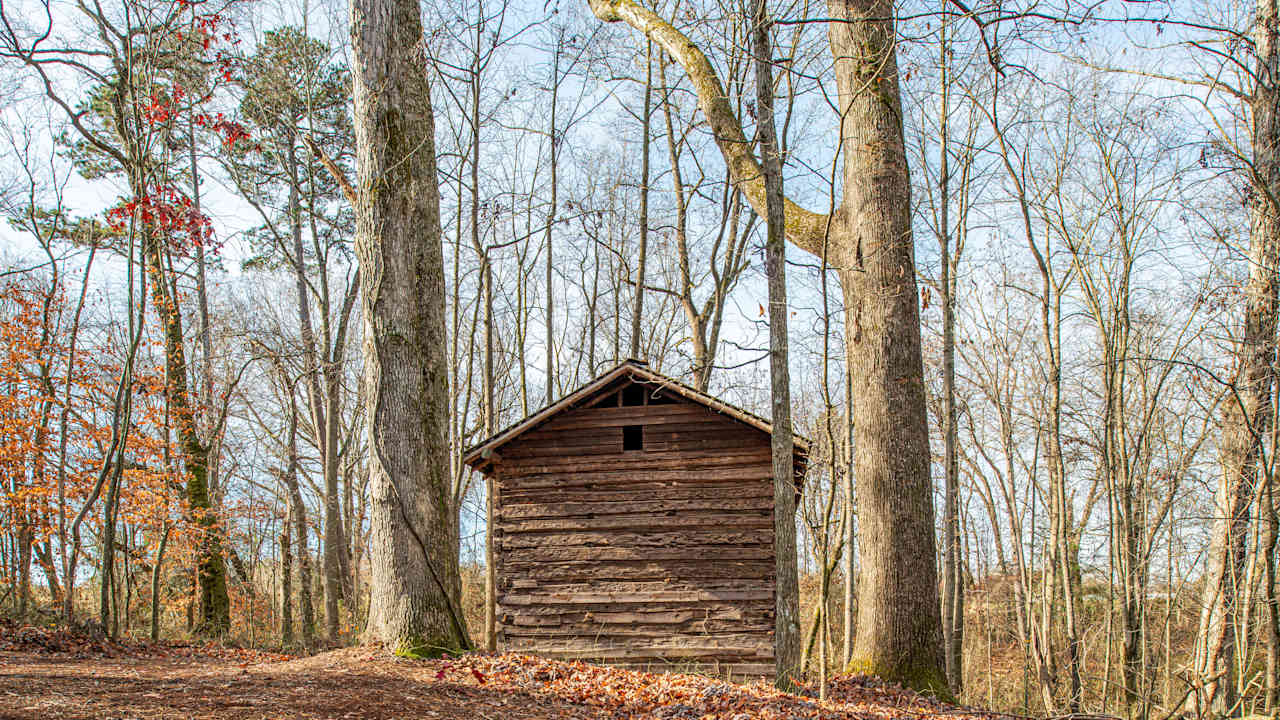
586, 0, 830, 256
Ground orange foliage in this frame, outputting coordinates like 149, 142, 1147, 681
0, 277, 198, 609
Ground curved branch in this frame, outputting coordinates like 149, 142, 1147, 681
588, 0, 830, 255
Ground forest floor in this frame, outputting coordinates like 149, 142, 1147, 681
0, 619, 1017, 720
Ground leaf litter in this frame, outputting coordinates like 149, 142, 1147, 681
0, 619, 1011, 720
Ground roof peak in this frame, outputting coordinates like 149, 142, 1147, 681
461, 359, 810, 469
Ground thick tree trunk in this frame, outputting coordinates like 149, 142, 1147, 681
828, 0, 948, 697
350, 0, 472, 654
1190, 2, 1280, 713
587, 0, 947, 695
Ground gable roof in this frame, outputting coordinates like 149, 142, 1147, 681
461, 359, 810, 471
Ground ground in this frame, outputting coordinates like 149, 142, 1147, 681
0, 621, 1010, 719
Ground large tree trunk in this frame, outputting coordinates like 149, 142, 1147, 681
586, 0, 947, 695
827, 0, 947, 696
350, 0, 472, 655
1189, 2, 1280, 714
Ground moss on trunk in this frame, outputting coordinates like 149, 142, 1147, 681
845, 655, 955, 703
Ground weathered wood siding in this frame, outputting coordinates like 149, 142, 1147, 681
491, 393, 777, 681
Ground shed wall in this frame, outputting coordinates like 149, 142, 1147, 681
492, 398, 777, 680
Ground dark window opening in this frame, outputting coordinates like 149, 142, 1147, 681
592, 392, 619, 408
622, 385, 646, 406
623, 424, 644, 451
649, 392, 676, 405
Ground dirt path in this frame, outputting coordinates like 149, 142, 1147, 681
0, 629, 1008, 720
0, 647, 601, 720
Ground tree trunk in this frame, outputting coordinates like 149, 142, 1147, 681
630, 39, 651, 360
843, 367, 855, 669
139, 202, 229, 635
545, 48, 560, 404
827, 0, 948, 696
587, 0, 947, 695
150, 524, 169, 642
350, 0, 472, 654
1190, 2, 1280, 712
470, 29, 498, 648
752, 0, 801, 689
285, 381, 315, 645
280, 516, 293, 645
1265, 456, 1280, 713
100, 458, 123, 635
937, 21, 963, 690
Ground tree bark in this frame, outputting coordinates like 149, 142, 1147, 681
586, 0, 948, 695
150, 524, 169, 642
280, 515, 293, 645
937, 20, 963, 691
630, 39, 651, 360
545, 45, 560, 403
752, 0, 801, 690
826, 0, 948, 697
1189, 1, 1280, 713
350, 0, 472, 654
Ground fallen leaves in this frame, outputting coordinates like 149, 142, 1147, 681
429, 652, 1004, 720
0, 626, 1011, 720
0, 617, 291, 664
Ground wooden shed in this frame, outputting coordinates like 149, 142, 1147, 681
462, 359, 808, 681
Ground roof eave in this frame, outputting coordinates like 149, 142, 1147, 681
461, 360, 813, 470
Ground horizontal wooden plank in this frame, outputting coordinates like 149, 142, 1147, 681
500, 623, 774, 637
499, 483, 774, 505
500, 600, 774, 617
504, 643, 773, 660
502, 441, 626, 460
501, 481, 772, 499
540, 404, 723, 430
499, 545, 773, 562
519, 419, 734, 446
501, 589, 773, 605
500, 630, 772, 645
646, 436, 771, 454
500, 496, 773, 520
505, 606, 754, 626
501, 512, 772, 535
499, 469, 774, 494
497, 449, 774, 476
499, 579, 768, 594
499, 529, 773, 549
500, 559, 776, 582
